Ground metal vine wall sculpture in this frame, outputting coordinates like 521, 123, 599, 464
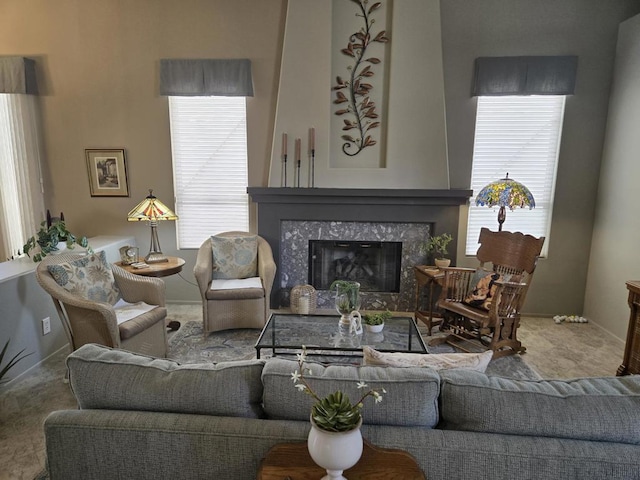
333, 0, 389, 157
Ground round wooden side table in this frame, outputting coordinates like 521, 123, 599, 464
114, 256, 185, 278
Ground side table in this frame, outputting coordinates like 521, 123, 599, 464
414, 265, 444, 335
618, 280, 640, 375
114, 256, 185, 277
257, 440, 425, 480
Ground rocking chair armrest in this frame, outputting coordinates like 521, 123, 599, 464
487, 280, 530, 320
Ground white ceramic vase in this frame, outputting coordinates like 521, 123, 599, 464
307, 416, 363, 480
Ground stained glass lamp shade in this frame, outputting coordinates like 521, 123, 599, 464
475, 173, 535, 231
127, 189, 178, 263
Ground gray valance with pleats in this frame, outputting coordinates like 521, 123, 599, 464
472, 56, 578, 96
159, 58, 253, 96
0, 57, 38, 94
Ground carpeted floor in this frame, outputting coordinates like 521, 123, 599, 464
169, 319, 540, 380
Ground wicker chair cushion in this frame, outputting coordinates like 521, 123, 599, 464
47, 250, 120, 304
211, 234, 258, 279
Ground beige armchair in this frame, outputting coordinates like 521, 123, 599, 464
36, 251, 168, 357
194, 232, 276, 335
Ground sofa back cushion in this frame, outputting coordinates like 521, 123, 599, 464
440, 369, 640, 445
262, 358, 440, 428
67, 344, 265, 418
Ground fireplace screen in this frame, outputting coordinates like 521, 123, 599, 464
308, 240, 402, 292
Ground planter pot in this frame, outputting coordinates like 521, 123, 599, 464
365, 323, 384, 333
434, 258, 451, 268
308, 416, 363, 480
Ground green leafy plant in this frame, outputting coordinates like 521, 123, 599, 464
292, 346, 386, 432
0, 339, 32, 385
22, 220, 91, 262
420, 233, 453, 260
330, 280, 361, 314
363, 310, 392, 326
333, 0, 389, 157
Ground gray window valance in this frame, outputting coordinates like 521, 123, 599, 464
472, 56, 578, 96
160, 59, 253, 96
0, 57, 38, 94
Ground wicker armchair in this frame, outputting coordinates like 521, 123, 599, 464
36, 252, 168, 357
433, 228, 545, 358
194, 232, 276, 336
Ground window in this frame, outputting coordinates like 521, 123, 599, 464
0, 94, 45, 261
168, 96, 249, 249
466, 95, 565, 256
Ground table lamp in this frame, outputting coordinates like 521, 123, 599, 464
127, 189, 178, 263
475, 173, 535, 231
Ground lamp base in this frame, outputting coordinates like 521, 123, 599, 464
145, 252, 169, 264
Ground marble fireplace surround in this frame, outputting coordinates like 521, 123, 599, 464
247, 188, 472, 311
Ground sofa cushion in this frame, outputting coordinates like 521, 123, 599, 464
440, 369, 640, 445
262, 358, 440, 428
67, 343, 265, 418
363, 347, 493, 372
211, 234, 258, 279
47, 250, 120, 304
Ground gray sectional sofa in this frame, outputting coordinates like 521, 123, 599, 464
44, 344, 640, 479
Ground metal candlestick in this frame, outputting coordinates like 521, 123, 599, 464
282, 154, 288, 187
311, 149, 315, 187
297, 158, 301, 187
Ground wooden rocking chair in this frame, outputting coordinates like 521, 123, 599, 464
432, 228, 545, 358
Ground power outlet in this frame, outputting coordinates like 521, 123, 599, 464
42, 317, 51, 335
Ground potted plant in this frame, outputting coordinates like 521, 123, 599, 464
330, 280, 361, 324
292, 346, 386, 478
0, 339, 32, 386
363, 310, 392, 333
420, 233, 453, 268
22, 220, 91, 262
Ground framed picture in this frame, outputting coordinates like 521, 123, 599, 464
85, 149, 129, 197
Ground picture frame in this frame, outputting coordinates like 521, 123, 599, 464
85, 148, 129, 197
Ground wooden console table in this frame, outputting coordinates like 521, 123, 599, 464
618, 281, 640, 376
257, 440, 425, 480
414, 266, 444, 335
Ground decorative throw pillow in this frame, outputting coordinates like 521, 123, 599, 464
362, 346, 493, 372
464, 269, 502, 310
47, 250, 120, 305
211, 234, 258, 279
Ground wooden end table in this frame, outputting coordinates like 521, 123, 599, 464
114, 256, 185, 278
257, 440, 425, 480
414, 265, 444, 335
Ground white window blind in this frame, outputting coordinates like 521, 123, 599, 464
169, 96, 249, 249
466, 95, 565, 256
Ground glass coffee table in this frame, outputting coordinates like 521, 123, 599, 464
255, 313, 427, 361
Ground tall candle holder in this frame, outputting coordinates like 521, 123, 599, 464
282, 153, 288, 187
310, 149, 315, 187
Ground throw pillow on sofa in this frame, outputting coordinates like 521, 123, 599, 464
440, 369, 640, 445
363, 346, 493, 372
262, 358, 441, 428
67, 343, 266, 418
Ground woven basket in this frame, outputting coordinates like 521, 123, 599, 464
290, 284, 317, 314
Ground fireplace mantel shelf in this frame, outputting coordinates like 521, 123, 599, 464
247, 187, 472, 205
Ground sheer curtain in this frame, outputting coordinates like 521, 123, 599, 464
0, 93, 45, 260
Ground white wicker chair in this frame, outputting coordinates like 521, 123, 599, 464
194, 232, 276, 336
36, 252, 168, 357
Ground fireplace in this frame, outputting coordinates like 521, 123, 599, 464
309, 240, 402, 293
247, 187, 472, 311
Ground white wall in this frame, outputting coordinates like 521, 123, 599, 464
583, 13, 640, 341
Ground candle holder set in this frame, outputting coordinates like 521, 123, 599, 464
281, 128, 316, 188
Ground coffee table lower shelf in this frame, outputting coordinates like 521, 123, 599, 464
257, 440, 426, 480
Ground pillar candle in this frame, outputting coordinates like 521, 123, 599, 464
282, 133, 287, 156
309, 127, 315, 152
295, 138, 301, 161
299, 295, 310, 315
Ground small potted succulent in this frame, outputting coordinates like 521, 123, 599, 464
22, 220, 91, 262
363, 310, 392, 333
420, 233, 453, 268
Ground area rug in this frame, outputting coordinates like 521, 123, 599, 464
168, 320, 541, 380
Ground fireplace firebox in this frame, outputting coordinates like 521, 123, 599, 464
309, 240, 402, 293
